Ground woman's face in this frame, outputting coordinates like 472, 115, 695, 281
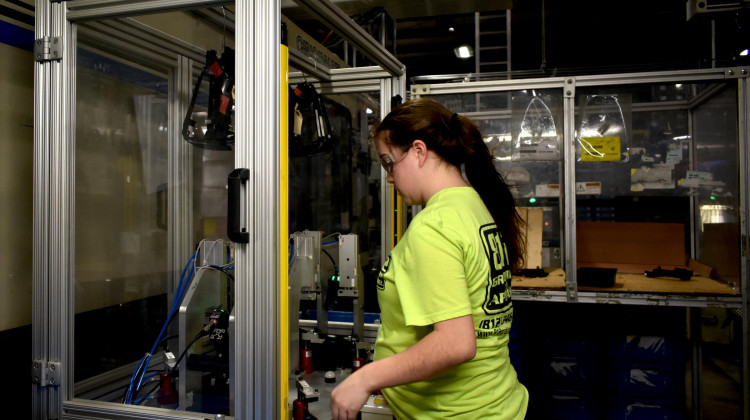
375, 137, 419, 205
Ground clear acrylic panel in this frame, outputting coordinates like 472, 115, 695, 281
287, 86, 384, 314
284, 71, 385, 418
574, 81, 740, 286
426, 91, 563, 268
691, 85, 740, 287
73, 8, 236, 416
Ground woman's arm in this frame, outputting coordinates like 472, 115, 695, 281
329, 314, 476, 420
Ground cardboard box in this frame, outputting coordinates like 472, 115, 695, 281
576, 221, 686, 274
518, 207, 544, 269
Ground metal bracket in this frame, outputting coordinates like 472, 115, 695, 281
32, 360, 61, 386
34, 37, 63, 62
338, 288, 359, 297
725, 67, 748, 79
410, 85, 431, 96
565, 281, 579, 302
564, 77, 576, 98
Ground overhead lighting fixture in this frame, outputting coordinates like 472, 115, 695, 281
454, 45, 473, 59
740, 49, 749, 56
448, 27, 455, 32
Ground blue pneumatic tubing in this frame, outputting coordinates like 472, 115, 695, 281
125, 251, 197, 404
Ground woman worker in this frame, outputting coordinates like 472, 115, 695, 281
330, 98, 529, 419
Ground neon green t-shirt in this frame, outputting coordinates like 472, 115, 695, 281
374, 187, 528, 419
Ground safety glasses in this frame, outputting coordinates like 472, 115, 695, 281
378, 145, 412, 174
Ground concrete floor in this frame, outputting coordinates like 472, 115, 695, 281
701, 353, 743, 420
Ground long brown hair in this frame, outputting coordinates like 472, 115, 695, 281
375, 98, 525, 271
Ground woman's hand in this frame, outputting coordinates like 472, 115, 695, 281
329, 315, 476, 419
330, 370, 371, 420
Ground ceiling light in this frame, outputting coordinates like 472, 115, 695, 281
448, 27, 455, 32
740, 49, 749, 56
454, 45, 473, 59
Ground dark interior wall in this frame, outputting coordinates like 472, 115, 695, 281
0, 325, 32, 418
510, 0, 740, 75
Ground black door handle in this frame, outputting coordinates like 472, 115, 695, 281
228, 168, 250, 243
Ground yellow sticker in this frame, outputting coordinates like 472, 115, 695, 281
580, 136, 621, 161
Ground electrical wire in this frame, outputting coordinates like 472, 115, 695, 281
321, 248, 337, 268
206, 264, 234, 281
124, 250, 198, 404
321, 232, 341, 241
132, 328, 209, 405
133, 375, 168, 405
173, 330, 209, 371
157, 334, 179, 350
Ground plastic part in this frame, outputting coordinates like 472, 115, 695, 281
645, 266, 693, 281
512, 94, 562, 161
577, 94, 631, 163
182, 48, 235, 150
577, 267, 617, 287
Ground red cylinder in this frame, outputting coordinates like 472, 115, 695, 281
352, 357, 364, 372
293, 399, 305, 420
301, 348, 314, 374
159, 372, 172, 394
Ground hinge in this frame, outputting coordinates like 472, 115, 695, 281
34, 37, 63, 62
32, 360, 61, 387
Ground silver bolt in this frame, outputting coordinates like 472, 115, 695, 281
33, 376, 39, 383
566, 90, 572, 96
567, 79, 573, 84
742, 69, 747, 75
728, 69, 735, 75
49, 364, 56, 371
49, 378, 55, 384
53, 39, 58, 44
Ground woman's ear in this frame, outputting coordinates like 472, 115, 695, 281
412, 139, 429, 166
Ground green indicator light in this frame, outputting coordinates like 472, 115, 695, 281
710, 196, 716, 200
529, 197, 537, 204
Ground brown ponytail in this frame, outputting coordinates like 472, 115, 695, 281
375, 98, 525, 271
